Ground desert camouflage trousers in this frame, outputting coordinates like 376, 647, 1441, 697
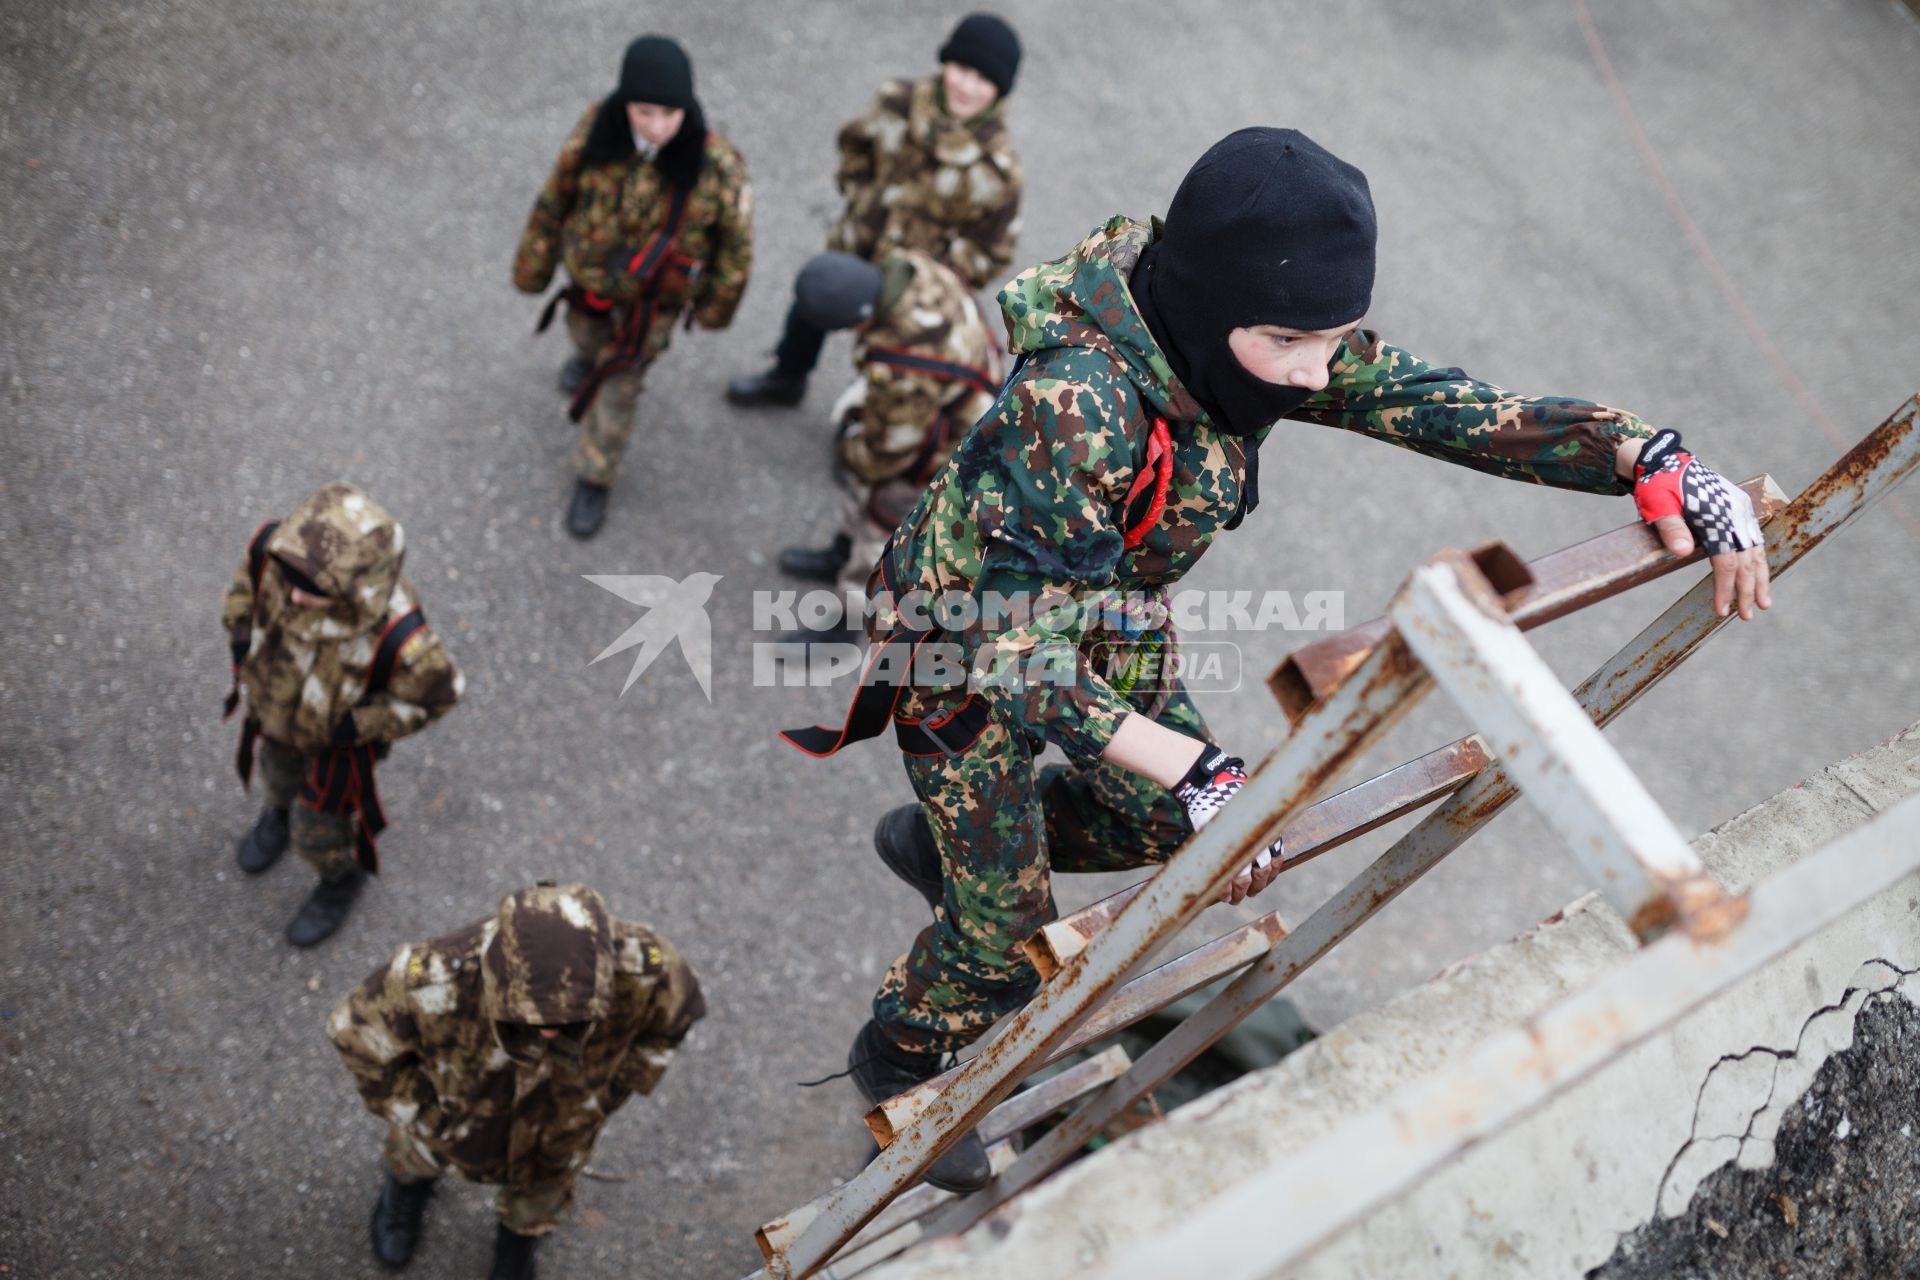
384, 1125, 576, 1237
565, 304, 655, 487
873, 683, 1208, 1055
257, 737, 358, 880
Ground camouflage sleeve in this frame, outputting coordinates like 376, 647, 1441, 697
347, 623, 464, 746
839, 364, 950, 483
511, 103, 598, 295
827, 83, 907, 260
945, 153, 1022, 291
220, 544, 257, 657
832, 88, 885, 200
1293, 331, 1654, 494
326, 946, 441, 1130
691, 145, 755, 331
614, 933, 707, 1098
967, 364, 1139, 765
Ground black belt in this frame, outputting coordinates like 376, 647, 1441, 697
778, 556, 993, 759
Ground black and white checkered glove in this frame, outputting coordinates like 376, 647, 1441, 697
1174, 745, 1282, 873
1632, 429, 1764, 556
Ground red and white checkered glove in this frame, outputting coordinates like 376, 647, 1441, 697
1633, 429, 1763, 556
1174, 746, 1283, 877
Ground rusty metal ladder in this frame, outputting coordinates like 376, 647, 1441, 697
750, 397, 1920, 1280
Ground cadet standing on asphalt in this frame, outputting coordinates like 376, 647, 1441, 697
513, 34, 754, 539
782, 128, 1770, 1192
223, 482, 463, 947
774, 248, 1000, 646
329, 882, 706, 1280
727, 13, 1022, 409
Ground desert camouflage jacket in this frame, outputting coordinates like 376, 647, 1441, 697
877, 216, 1654, 764
221, 484, 462, 754
841, 250, 1000, 486
512, 102, 754, 331
327, 884, 706, 1189
830, 74, 1021, 291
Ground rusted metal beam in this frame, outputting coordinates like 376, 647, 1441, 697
831, 1047, 1138, 1277
901, 397, 1919, 1252
1106, 792, 1920, 1280
1023, 736, 1490, 979
761, 555, 1453, 1278
1269, 475, 1785, 722
1391, 558, 1742, 941
753, 1046, 1132, 1269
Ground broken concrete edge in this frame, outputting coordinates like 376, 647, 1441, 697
860, 720, 1920, 1280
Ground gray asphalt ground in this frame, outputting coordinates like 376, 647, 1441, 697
3, 1, 1918, 1276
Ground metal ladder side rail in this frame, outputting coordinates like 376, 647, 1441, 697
885, 395, 1920, 1254
752, 1046, 1134, 1267
762, 595, 1442, 1277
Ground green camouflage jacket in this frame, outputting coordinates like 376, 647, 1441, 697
327, 883, 706, 1189
221, 483, 462, 754
831, 75, 1021, 291
841, 250, 1000, 486
512, 102, 754, 332
878, 216, 1654, 764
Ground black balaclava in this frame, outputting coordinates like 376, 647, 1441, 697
1133, 128, 1375, 520
581, 35, 708, 191
938, 13, 1021, 98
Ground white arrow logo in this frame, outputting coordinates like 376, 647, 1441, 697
582, 572, 723, 699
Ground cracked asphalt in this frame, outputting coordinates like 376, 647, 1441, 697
3, 1, 1917, 1276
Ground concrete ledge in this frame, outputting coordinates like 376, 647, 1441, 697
866, 723, 1920, 1280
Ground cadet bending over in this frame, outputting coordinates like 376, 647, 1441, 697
773, 248, 999, 648
728, 13, 1021, 409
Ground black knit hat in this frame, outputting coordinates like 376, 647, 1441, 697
1136, 128, 1376, 440
793, 252, 885, 330
580, 35, 708, 190
938, 13, 1021, 97
619, 34, 694, 109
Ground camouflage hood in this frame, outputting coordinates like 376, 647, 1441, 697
998, 216, 1209, 429
480, 883, 615, 1029
265, 482, 406, 640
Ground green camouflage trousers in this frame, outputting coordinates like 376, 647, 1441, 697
873, 683, 1207, 1055
257, 737, 358, 880
384, 1125, 575, 1237
565, 304, 652, 487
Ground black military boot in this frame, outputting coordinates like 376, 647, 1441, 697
874, 804, 942, 911
778, 532, 853, 583
847, 1020, 991, 1193
725, 366, 807, 407
556, 355, 592, 396
369, 1172, 434, 1270
488, 1223, 541, 1280
235, 806, 290, 874
566, 479, 610, 540
286, 869, 367, 948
